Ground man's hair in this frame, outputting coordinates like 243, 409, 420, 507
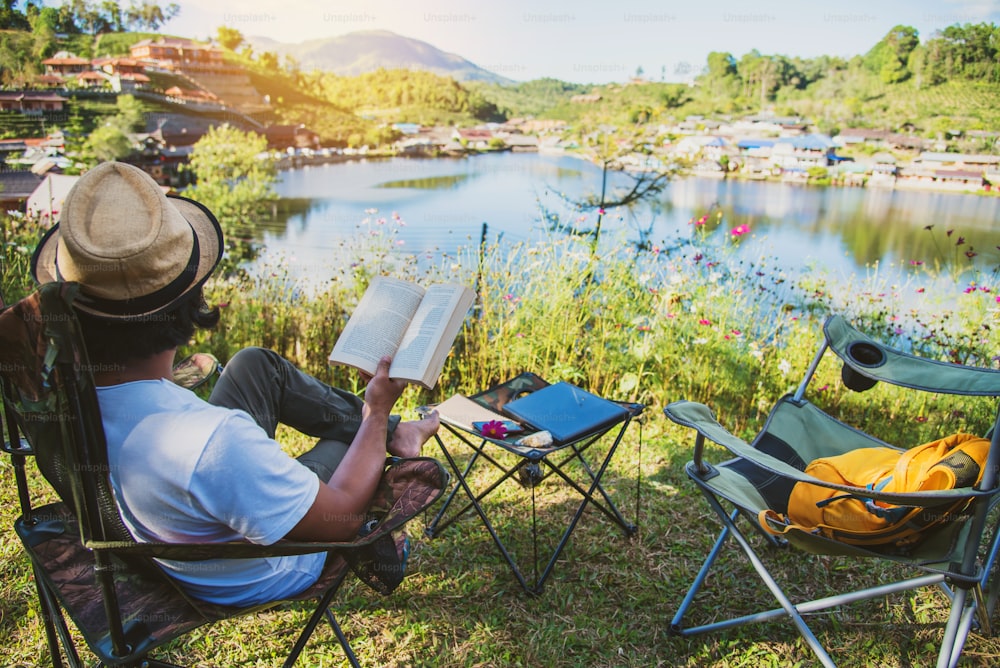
76, 289, 220, 365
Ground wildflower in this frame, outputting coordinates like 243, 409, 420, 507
915, 416, 928, 423
598, 208, 606, 215
910, 260, 923, 266
778, 359, 791, 376
730, 224, 750, 237
916, 287, 925, 293
817, 384, 829, 392
966, 250, 977, 258
698, 318, 711, 326
956, 236, 966, 246
478, 420, 508, 439
364, 208, 378, 215
693, 337, 708, 345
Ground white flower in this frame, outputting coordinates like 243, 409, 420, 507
778, 359, 792, 376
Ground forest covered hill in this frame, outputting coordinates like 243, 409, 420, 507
1, 1, 999, 150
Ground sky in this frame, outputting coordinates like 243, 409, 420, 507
156, 0, 1000, 84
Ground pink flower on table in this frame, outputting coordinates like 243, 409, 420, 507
479, 420, 508, 439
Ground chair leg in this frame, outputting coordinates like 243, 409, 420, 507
34, 568, 83, 668
283, 570, 358, 668
670, 510, 736, 634
937, 586, 976, 668
324, 608, 361, 668
685, 490, 840, 668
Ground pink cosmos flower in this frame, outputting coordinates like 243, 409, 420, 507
479, 420, 508, 439
730, 224, 750, 237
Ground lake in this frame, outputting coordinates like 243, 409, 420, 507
252, 151, 1000, 291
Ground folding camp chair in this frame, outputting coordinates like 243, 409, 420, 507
663, 314, 1000, 668
0, 282, 449, 667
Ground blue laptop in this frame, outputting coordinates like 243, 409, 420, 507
502, 381, 628, 444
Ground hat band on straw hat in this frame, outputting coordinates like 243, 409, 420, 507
55, 231, 201, 319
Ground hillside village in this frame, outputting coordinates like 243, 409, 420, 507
1, 35, 999, 219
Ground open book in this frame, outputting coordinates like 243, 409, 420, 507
328, 276, 476, 389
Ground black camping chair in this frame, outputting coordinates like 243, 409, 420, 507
663, 314, 1000, 668
0, 282, 449, 667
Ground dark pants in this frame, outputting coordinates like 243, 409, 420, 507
207, 347, 399, 483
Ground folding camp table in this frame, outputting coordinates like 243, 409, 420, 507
419, 373, 644, 594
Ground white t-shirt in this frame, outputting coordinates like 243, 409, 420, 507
97, 379, 325, 606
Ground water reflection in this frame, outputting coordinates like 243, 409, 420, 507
252, 152, 1000, 287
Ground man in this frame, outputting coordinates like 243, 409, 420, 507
30, 161, 439, 606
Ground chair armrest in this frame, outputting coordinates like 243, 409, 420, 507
87, 456, 450, 560
825, 315, 1000, 396
664, 399, 990, 507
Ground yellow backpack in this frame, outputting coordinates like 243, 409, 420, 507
759, 433, 991, 549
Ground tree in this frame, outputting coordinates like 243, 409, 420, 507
84, 124, 132, 162
28, 5, 59, 60
125, 0, 179, 31
183, 125, 277, 272
702, 51, 740, 98
549, 124, 682, 261
257, 50, 280, 72
101, 0, 124, 31
0, 0, 30, 30
114, 94, 144, 131
216, 25, 244, 51
865, 25, 919, 83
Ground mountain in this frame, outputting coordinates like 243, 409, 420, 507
246, 30, 514, 84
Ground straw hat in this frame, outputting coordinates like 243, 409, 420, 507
31, 161, 223, 320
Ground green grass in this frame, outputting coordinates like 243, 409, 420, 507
3, 209, 1000, 666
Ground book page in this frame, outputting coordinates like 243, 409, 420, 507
433, 395, 512, 432
328, 277, 425, 375
388, 283, 475, 387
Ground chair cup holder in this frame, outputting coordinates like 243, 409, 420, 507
841, 341, 885, 392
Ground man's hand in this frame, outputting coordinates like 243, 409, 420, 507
362, 356, 406, 419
